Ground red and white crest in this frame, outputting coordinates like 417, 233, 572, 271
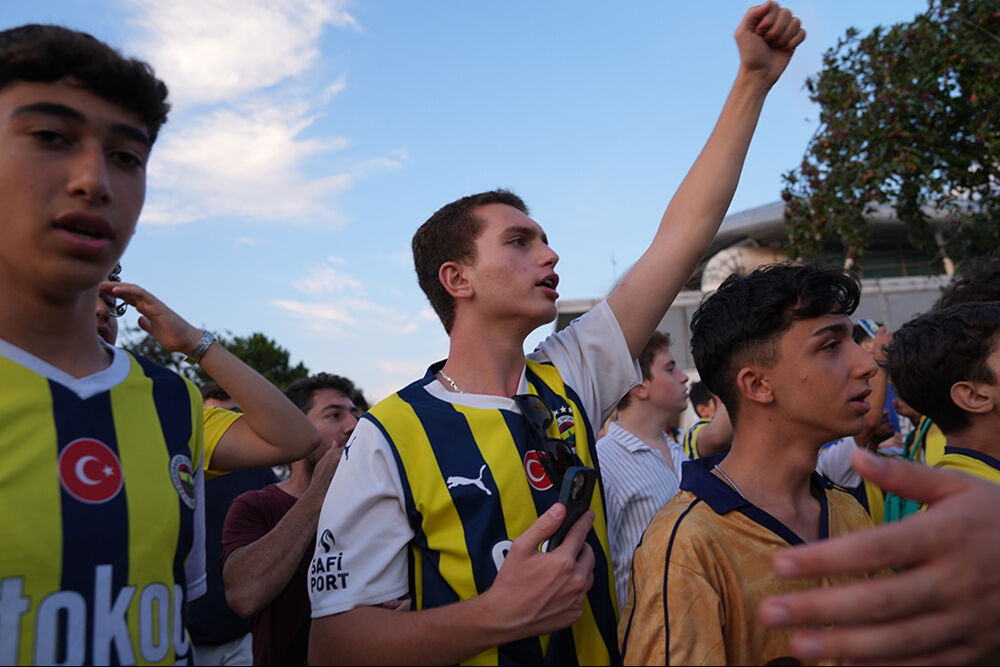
523, 450, 553, 491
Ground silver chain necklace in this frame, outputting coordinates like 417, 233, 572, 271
438, 368, 463, 393
713, 464, 747, 500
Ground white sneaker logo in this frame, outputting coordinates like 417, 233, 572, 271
446, 464, 492, 496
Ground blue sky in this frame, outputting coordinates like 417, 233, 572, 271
2, 0, 928, 402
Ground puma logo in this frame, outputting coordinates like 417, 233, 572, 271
446, 464, 492, 496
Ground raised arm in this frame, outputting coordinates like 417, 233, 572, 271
105, 281, 320, 469
309, 504, 597, 665
758, 449, 1000, 665
607, 1, 805, 357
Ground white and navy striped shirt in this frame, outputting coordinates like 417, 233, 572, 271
597, 421, 687, 610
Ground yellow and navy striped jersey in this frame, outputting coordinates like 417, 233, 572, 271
364, 360, 619, 665
620, 455, 875, 665
682, 418, 711, 459
935, 446, 1000, 485
0, 342, 206, 665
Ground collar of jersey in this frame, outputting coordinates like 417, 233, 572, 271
420, 359, 532, 411
0, 335, 130, 400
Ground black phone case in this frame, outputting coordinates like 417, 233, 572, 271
546, 466, 597, 551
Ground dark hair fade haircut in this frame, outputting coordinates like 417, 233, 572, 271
886, 301, 1000, 434
284, 373, 357, 415
412, 189, 528, 333
934, 251, 1000, 310
690, 263, 861, 423
0, 24, 170, 143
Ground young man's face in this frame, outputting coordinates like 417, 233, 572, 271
643, 348, 689, 419
463, 203, 560, 328
765, 312, 878, 443
0, 80, 149, 297
95, 292, 118, 345
304, 388, 358, 465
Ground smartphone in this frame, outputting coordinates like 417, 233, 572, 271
545, 466, 598, 552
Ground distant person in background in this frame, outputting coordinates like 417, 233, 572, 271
887, 301, 1000, 486
597, 331, 689, 610
682, 380, 732, 458
222, 373, 359, 666
188, 383, 278, 666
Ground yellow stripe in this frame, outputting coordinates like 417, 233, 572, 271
113, 357, 181, 666
373, 394, 479, 602
937, 453, 1000, 485
0, 357, 63, 665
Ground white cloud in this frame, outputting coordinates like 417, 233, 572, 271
120, 0, 405, 227
271, 297, 437, 337
127, 0, 359, 108
293, 258, 365, 295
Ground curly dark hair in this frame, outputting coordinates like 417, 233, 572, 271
691, 263, 861, 422
0, 24, 170, 142
284, 373, 357, 414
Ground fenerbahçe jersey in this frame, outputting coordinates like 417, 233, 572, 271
0, 339, 206, 666
353, 360, 618, 665
936, 446, 1000, 485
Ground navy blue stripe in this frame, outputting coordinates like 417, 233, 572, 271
944, 446, 1000, 472
50, 381, 130, 665
527, 370, 620, 665
135, 356, 196, 601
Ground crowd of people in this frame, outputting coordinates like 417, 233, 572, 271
2, 2, 999, 665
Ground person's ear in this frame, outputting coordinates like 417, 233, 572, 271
439, 261, 473, 299
737, 366, 774, 407
631, 381, 650, 401
950, 380, 994, 416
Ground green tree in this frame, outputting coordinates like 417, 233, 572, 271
782, 0, 999, 271
120, 328, 309, 390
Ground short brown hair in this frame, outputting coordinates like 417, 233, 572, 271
412, 189, 528, 332
617, 331, 671, 411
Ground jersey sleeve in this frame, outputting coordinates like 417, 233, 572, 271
308, 418, 412, 617
815, 436, 862, 487
202, 406, 243, 478
529, 299, 641, 432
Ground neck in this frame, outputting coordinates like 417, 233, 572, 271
440, 319, 532, 396
278, 460, 312, 498
945, 418, 1000, 462
617, 405, 677, 450
0, 283, 110, 378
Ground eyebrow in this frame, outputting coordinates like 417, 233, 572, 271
12, 101, 151, 148
506, 224, 548, 246
811, 322, 850, 339
321, 401, 355, 413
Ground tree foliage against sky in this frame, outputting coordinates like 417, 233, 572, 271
782, 0, 999, 271
121, 328, 309, 390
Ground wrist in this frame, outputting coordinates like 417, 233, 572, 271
184, 330, 216, 365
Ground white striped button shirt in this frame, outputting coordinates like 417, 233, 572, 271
597, 421, 687, 610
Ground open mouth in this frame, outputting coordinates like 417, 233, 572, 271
537, 275, 559, 290
54, 213, 114, 241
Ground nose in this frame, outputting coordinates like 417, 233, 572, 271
856, 341, 879, 380
96, 297, 111, 323
539, 242, 558, 268
67, 142, 112, 204
344, 411, 358, 437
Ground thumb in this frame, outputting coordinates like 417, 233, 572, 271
742, 1, 777, 33
511, 502, 566, 554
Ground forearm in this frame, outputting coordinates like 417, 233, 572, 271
609, 70, 772, 355
223, 493, 323, 617
309, 597, 519, 666
199, 343, 320, 468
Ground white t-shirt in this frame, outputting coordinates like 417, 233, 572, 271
309, 300, 640, 618
816, 436, 862, 488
